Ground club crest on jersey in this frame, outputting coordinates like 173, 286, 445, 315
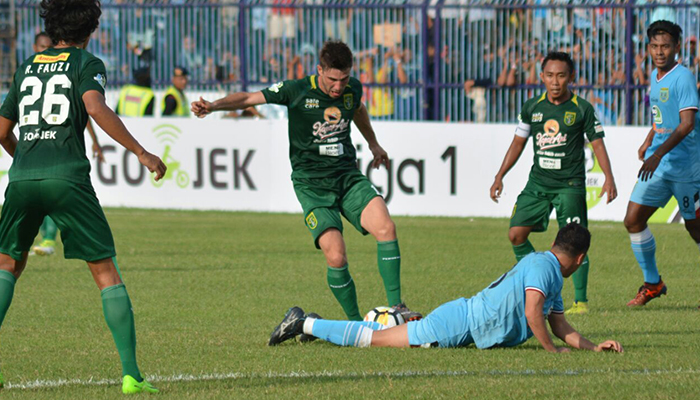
94, 73, 106, 89
660, 88, 669, 103
306, 212, 318, 229
343, 94, 353, 110
564, 111, 576, 126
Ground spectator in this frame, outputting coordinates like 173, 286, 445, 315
162, 66, 190, 117
367, 47, 408, 118
32, 32, 52, 54
116, 67, 155, 117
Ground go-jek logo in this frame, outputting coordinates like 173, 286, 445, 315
584, 142, 605, 210
152, 124, 190, 188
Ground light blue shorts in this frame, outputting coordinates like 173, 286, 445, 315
629, 174, 700, 220
406, 298, 474, 348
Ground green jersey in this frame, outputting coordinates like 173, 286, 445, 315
261, 75, 363, 179
0, 47, 107, 185
516, 92, 605, 190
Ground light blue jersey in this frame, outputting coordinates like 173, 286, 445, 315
466, 251, 564, 348
649, 63, 700, 182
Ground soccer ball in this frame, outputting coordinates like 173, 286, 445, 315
363, 306, 405, 327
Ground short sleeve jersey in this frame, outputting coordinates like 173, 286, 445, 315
648, 64, 700, 182
0, 47, 106, 184
516, 93, 605, 190
261, 75, 363, 179
466, 251, 564, 349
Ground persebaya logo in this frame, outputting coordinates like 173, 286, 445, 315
343, 93, 353, 110
584, 142, 604, 210
151, 124, 190, 188
306, 212, 318, 229
564, 111, 576, 126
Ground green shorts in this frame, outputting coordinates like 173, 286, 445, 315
0, 179, 116, 261
293, 169, 381, 249
510, 180, 588, 232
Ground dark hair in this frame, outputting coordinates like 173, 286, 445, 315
553, 223, 591, 257
134, 67, 152, 87
647, 20, 682, 44
319, 41, 353, 71
40, 0, 101, 46
34, 31, 51, 45
541, 51, 575, 74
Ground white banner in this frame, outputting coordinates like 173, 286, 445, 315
0, 119, 680, 222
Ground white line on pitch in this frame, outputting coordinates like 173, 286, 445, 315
5, 368, 700, 390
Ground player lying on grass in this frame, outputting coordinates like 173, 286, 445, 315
269, 223, 623, 353
0, 0, 165, 393
623, 20, 700, 307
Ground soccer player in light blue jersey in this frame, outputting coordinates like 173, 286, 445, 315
269, 224, 623, 354
624, 20, 700, 307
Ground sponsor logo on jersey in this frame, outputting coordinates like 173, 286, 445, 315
535, 119, 568, 150
268, 81, 284, 93
24, 130, 57, 141
33, 53, 70, 63
306, 212, 318, 229
305, 98, 319, 109
94, 73, 106, 89
343, 93, 353, 110
564, 111, 576, 126
532, 112, 543, 122
313, 106, 350, 140
652, 105, 663, 124
660, 88, 669, 103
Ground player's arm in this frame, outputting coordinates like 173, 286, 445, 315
85, 118, 105, 163
590, 138, 617, 204
191, 91, 267, 118
83, 90, 166, 180
524, 290, 566, 353
0, 116, 18, 157
353, 102, 389, 169
639, 108, 696, 181
638, 127, 655, 161
490, 134, 528, 203
548, 312, 623, 353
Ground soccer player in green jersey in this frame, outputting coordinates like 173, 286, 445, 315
490, 52, 617, 315
0, 0, 165, 393
192, 41, 421, 323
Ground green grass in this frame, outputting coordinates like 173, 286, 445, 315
1, 210, 699, 399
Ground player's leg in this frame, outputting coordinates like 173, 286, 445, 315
317, 227, 362, 321
45, 180, 156, 393
553, 192, 590, 314
624, 175, 670, 306
509, 182, 554, 261
33, 216, 58, 256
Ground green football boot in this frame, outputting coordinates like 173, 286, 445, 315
122, 375, 158, 394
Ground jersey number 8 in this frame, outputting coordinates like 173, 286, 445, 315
18, 75, 71, 127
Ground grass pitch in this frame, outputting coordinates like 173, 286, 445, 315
1, 210, 699, 399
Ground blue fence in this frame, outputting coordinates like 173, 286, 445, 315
6, 1, 700, 125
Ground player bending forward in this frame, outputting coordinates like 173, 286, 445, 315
0, 0, 165, 393
192, 41, 421, 322
269, 224, 623, 354
624, 21, 700, 307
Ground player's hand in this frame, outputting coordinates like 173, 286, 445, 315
92, 142, 105, 163
595, 340, 623, 353
139, 151, 167, 181
369, 144, 390, 169
490, 178, 503, 203
191, 97, 213, 118
638, 142, 651, 161
600, 178, 617, 204
638, 153, 661, 182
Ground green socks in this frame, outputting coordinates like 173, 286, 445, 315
327, 265, 362, 321
0, 270, 16, 327
513, 240, 535, 262
101, 283, 142, 381
377, 240, 402, 307
572, 255, 590, 303
40, 216, 58, 241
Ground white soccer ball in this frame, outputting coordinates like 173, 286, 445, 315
363, 306, 405, 327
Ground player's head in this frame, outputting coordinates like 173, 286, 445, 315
317, 41, 353, 98
552, 223, 591, 277
172, 66, 189, 91
134, 67, 152, 88
540, 52, 575, 101
40, 0, 101, 48
647, 20, 682, 70
33, 32, 52, 53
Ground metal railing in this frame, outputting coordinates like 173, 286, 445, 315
6, 1, 700, 125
